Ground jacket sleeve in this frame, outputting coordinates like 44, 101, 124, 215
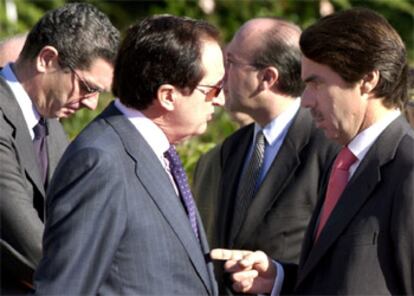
33, 147, 128, 295
0, 115, 42, 283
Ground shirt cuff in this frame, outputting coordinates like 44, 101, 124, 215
270, 260, 284, 296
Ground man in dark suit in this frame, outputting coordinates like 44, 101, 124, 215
0, 3, 119, 293
211, 8, 414, 295
34, 15, 225, 295
199, 18, 338, 294
193, 111, 253, 245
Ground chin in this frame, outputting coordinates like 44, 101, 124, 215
196, 124, 208, 135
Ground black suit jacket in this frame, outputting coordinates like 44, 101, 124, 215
196, 108, 339, 294
0, 77, 68, 293
282, 116, 414, 295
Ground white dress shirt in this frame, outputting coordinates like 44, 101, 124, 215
0, 63, 41, 139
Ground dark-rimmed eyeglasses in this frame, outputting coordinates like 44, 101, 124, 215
67, 64, 104, 95
195, 80, 223, 101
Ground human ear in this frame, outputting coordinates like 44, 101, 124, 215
36, 46, 59, 73
157, 84, 177, 111
260, 66, 279, 90
361, 70, 380, 94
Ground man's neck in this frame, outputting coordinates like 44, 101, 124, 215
253, 94, 297, 127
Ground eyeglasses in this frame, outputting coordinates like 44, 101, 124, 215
67, 64, 104, 95
226, 59, 260, 70
195, 80, 223, 101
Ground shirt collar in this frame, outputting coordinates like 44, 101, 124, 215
0, 63, 41, 139
253, 98, 301, 146
114, 99, 170, 163
347, 109, 401, 161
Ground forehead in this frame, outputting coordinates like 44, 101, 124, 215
82, 58, 114, 90
226, 34, 252, 60
200, 40, 225, 83
301, 56, 342, 82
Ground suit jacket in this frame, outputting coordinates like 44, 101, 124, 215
0, 77, 68, 293
193, 143, 223, 245
282, 116, 414, 295
196, 108, 339, 294
33, 102, 218, 295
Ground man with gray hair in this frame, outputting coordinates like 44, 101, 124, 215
0, 3, 119, 293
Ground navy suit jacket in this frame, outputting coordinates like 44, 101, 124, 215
34, 102, 218, 295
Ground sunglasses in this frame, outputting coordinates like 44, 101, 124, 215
67, 64, 104, 95
195, 80, 223, 101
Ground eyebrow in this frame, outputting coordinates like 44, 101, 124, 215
85, 78, 106, 93
302, 74, 321, 84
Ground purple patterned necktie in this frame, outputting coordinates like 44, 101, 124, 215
164, 145, 199, 240
33, 118, 49, 186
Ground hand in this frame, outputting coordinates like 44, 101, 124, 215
210, 248, 276, 294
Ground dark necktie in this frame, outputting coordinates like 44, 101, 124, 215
231, 130, 265, 238
33, 118, 49, 185
315, 146, 357, 241
164, 145, 199, 240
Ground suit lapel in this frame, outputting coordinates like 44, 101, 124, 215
46, 119, 68, 182
297, 116, 407, 285
219, 125, 254, 247
234, 109, 312, 247
0, 79, 45, 197
102, 103, 214, 294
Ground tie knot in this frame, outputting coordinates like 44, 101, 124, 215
335, 147, 357, 170
33, 118, 48, 139
164, 145, 181, 170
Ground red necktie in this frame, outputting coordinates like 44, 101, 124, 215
315, 147, 357, 241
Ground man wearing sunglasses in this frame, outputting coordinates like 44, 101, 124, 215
0, 3, 119, 293
201, 18, 339, 295
34, 15, 224, 295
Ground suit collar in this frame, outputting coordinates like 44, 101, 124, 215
0, 78, 45, 196
297, 116, 409, 285
101, 103, 215, 294
1, 64, 40, 138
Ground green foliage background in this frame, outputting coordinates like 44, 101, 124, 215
1, 0, 413, 180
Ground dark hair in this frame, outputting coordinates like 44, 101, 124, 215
300, 8, 408, 109
251, 18, 304, 97
113, 15, 220, 110
20, 3, 119, 70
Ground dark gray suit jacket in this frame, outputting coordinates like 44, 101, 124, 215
34, 102, 218, 295
282, 116, 414, 295
0, 77, 68, 293
195, 108, 339, 294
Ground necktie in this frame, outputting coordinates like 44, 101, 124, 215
231, 130, 265, 238
164, 145, 199, 240
315, 146, 357, 240
33, 118, 49, 185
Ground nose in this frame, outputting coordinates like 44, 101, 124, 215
213, 89, 225, 107
80, 94, 99, 110
300, 88, 314, 109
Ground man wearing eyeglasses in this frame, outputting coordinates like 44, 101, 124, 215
0, 3, 119, 294
202, 18, 339, 295
34, 15, 224, 295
